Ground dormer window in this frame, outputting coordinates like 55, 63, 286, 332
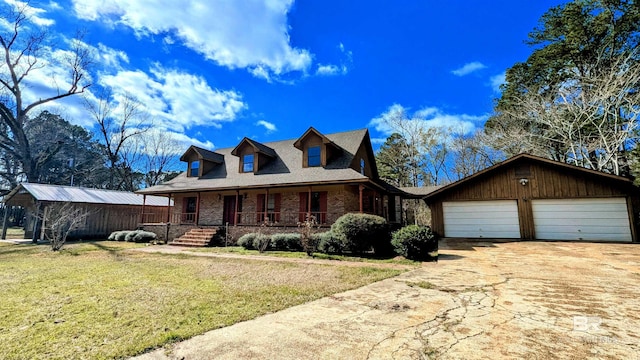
294, 127, 342, 169
308, 146, 321, 167
190, 160, 200, 177
180, 146, 224, 178
232, 137, 276, 173
242, 154, 254, 173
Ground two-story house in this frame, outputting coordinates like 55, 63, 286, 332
137, 127, 414, 243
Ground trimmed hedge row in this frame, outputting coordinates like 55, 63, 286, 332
236, 214, 437, 261
108, 230, 158, 243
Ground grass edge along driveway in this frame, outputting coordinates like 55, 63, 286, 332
0, 241, 404, 359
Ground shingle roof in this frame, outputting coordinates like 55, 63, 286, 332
231, 138, 277, 158
3, 183, 170, 206
138, 128, 373, 194
400, 186, 444, 196
180, 146, 224, 163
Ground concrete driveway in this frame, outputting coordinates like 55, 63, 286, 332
133, 240, 640, 360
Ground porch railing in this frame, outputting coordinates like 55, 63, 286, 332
141, 211, 343, 225
238, 211, 335, 225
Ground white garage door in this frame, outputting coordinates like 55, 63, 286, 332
532, 198, 632, 242
443, 201, 521, 238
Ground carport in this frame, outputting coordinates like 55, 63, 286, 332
423, 154, 640, 242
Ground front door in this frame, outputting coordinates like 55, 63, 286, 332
223, 195, 241, 225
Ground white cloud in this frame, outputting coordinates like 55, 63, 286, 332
170, 131, 215, 151
71, 0, 313, 80
2, 0, 55, 26
256, 120, 277, 133
490, 72, 506, 93
316, 43, 352, 76
316, 64, 346, 76
96, 43, 129, 69
451, 61, 487, 76
98, 65, 247, 132
369, 104, 487, 138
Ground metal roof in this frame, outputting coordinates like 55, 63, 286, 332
3, 183, 171, 206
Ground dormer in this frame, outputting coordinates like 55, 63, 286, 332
180, 146, 224, 177
294, 127, 341, 168
231, 137, 277, 173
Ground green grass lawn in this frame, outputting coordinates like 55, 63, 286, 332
190, 246, 419, 266
0, 241, 402, 359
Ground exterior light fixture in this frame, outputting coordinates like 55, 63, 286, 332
519, 178, 529, 186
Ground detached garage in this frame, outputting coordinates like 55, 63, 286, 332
424, 154, 640, 242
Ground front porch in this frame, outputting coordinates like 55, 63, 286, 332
139, 183, 409, 242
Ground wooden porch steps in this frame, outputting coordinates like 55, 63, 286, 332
170, 228, 217, 247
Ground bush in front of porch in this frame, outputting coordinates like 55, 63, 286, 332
330, 213, 389, 254
236, 213, 392, 257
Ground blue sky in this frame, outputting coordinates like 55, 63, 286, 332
7, 0, 566, 151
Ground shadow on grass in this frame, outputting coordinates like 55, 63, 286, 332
0, 244, 44, 256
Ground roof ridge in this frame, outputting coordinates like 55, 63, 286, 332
214, 128, 368, 151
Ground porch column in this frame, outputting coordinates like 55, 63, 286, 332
358, 184, 364, 213
32, 202, 41, 243
195, 192, 201, 225
40, 205, 48, 241
264, 188, 269, 222
1, 204, 8, 240
373, 191, 377, 214
141, 195, 147, 224
307, 186, 312, 217
234, 190, 239, 225
166, 194, 172, 223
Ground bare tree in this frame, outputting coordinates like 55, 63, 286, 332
380, 107, 429, 186
499, 52, 640, 175
85, 91, 151, 190
0, 3, 91, 188
451, 130, 504, 180
140, 130, 181, 187
40, 202, 92, 251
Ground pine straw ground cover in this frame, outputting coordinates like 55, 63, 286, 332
0, 242, 402, 359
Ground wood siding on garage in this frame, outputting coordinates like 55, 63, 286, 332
532, 198, 632, 242
443, 201, 520, 238
426, 156, 639, 242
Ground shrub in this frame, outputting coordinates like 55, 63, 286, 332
108, 231, 131, 241
238, 233, 258, 249
331, 213, 388, 254
252, 234, 271, 253
124, 230, 157, 243
317, 231, 343, 254
391, 225, 437, 261
131, 230, 157, 243
271, 233, 302, 251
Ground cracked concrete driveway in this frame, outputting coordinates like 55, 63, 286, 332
133, 240, 640, 360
